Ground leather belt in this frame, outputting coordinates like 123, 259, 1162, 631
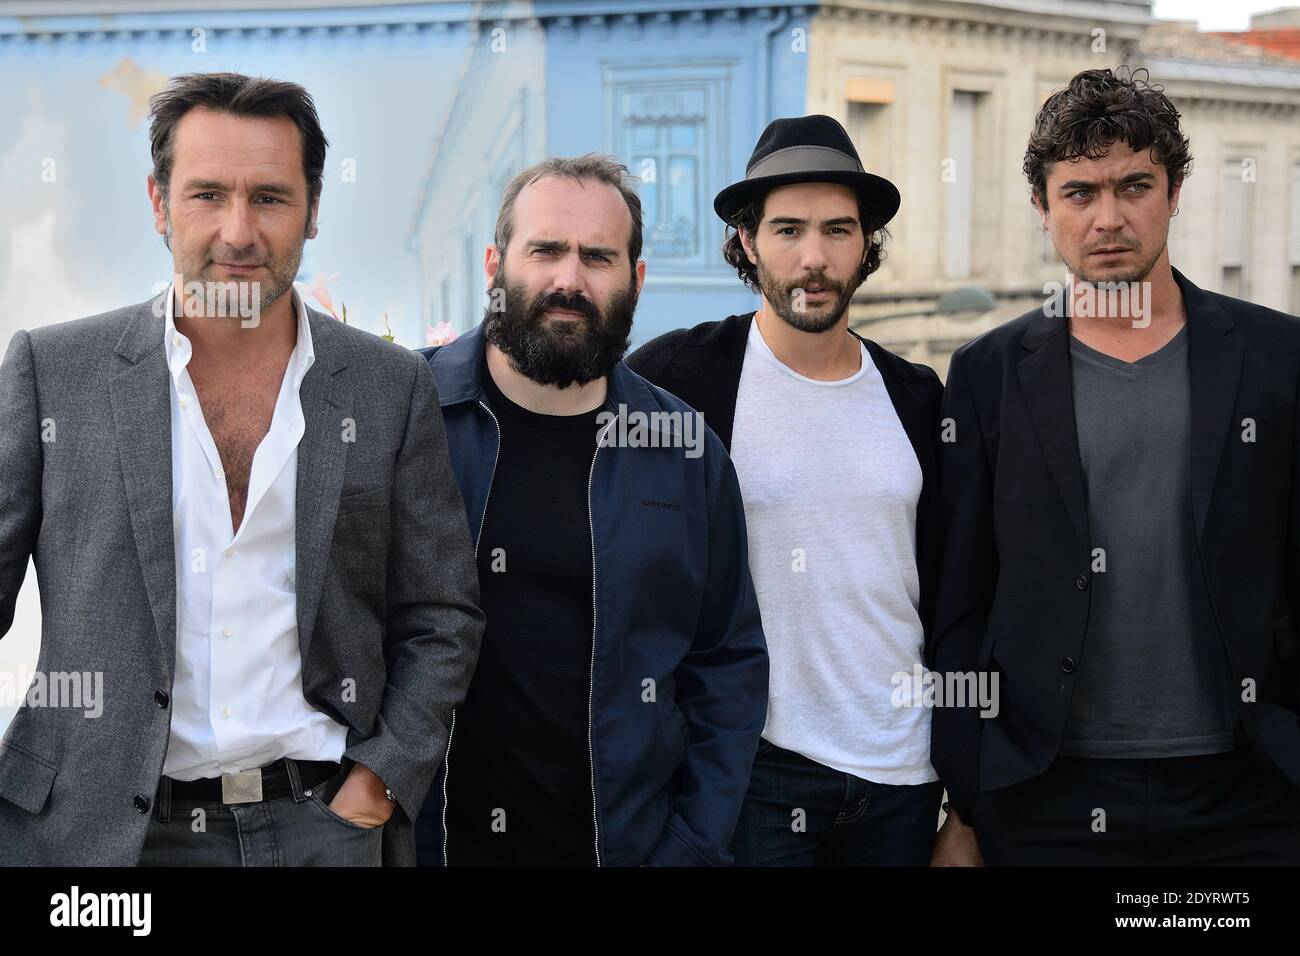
164, 758, 340, 804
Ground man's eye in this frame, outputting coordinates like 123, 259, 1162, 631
776, 227, 797, 236
1067, 190, 1091, 200
828, 227, 848, 235
583, 253, 609, 263
1125, 183, 1150, 193
194, 192, 218, 201
256, 196, 284, 204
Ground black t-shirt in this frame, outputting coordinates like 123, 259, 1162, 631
444, 360, 601, 865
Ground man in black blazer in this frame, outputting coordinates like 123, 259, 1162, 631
630, 115, 946, 866
932, 67, 1300, 865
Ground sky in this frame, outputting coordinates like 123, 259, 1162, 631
1153, 0, 1296, 30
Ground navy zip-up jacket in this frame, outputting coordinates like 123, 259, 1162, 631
412, 322, 769, 866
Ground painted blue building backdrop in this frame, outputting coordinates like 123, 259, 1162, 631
0, 0, 810, 354
407, 0, 811, 344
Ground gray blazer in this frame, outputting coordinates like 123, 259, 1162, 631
0, 296, 484, 866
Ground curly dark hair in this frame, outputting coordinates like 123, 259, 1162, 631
1023, 67, 1192, 210
721, 189, 888, 293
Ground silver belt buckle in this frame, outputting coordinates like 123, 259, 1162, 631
220, 768, 264, 804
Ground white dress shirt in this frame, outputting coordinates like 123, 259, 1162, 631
162, 284, 347, 781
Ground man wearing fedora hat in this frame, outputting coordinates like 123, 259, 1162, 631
629, 115, 946, 866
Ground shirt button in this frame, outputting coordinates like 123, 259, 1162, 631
172, 334, 182, 347
222, 626, 233, 638
223, 547, 234, 559
179, 396, 188, 409
213, 469, 223, 480
221, 706, 232, 719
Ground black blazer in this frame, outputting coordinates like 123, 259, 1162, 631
933, 268, 1300, 820
627, 312, 945, 656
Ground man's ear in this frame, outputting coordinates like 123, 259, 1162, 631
307, 200, 319, 239
1169, 176, 1183, 218
1031, 191, 1049, 230
148, 174, 167, 237
634, 258, 646, 295
738, 226, 758, 265
485, 244, 501, 284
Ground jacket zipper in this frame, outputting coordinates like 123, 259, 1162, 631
587, 417, 615, 866
442, 399, 501, 867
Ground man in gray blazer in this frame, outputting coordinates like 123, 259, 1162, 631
0, 73, 483, 866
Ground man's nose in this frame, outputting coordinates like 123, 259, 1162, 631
217, 201, 258, 251
550, 250, 586, 297
1092, 192, 1127, 234
798, 234, 831, 273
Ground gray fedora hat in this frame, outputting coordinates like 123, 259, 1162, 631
713, 114, 900, 231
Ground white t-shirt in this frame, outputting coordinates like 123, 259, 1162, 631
729, 318, 937, 785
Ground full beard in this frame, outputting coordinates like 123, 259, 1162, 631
755, 255, 857, 334
484, 271, 636, 388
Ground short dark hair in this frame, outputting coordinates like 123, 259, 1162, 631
721, 189, 888, 293
494, 154, 643, 276
1024, 66, 1192, 210
149, 72, 328, 211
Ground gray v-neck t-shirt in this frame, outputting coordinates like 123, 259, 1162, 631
1061, 325, 1236, 758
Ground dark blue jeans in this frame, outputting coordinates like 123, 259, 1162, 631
729, 739, 943, 866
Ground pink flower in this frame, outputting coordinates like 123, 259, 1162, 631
294, 273, 340, 320
426, 321, 457, 347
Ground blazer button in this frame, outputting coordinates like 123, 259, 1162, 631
1074, 573, 1090, 591
1061, 657, 1077, 673
154, 690, 169, 708
134, 795, 151, 813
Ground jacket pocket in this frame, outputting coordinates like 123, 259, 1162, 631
306, 785, 384, 832
1242, 402, 1290, 424
0, 741, 57, 814
336, 479, 394, 517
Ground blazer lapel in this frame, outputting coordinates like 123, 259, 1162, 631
294, 311, 351, 662
1179, 270, 1243, 543
1017, 308, 1091, 548
108, 299, 177, 676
